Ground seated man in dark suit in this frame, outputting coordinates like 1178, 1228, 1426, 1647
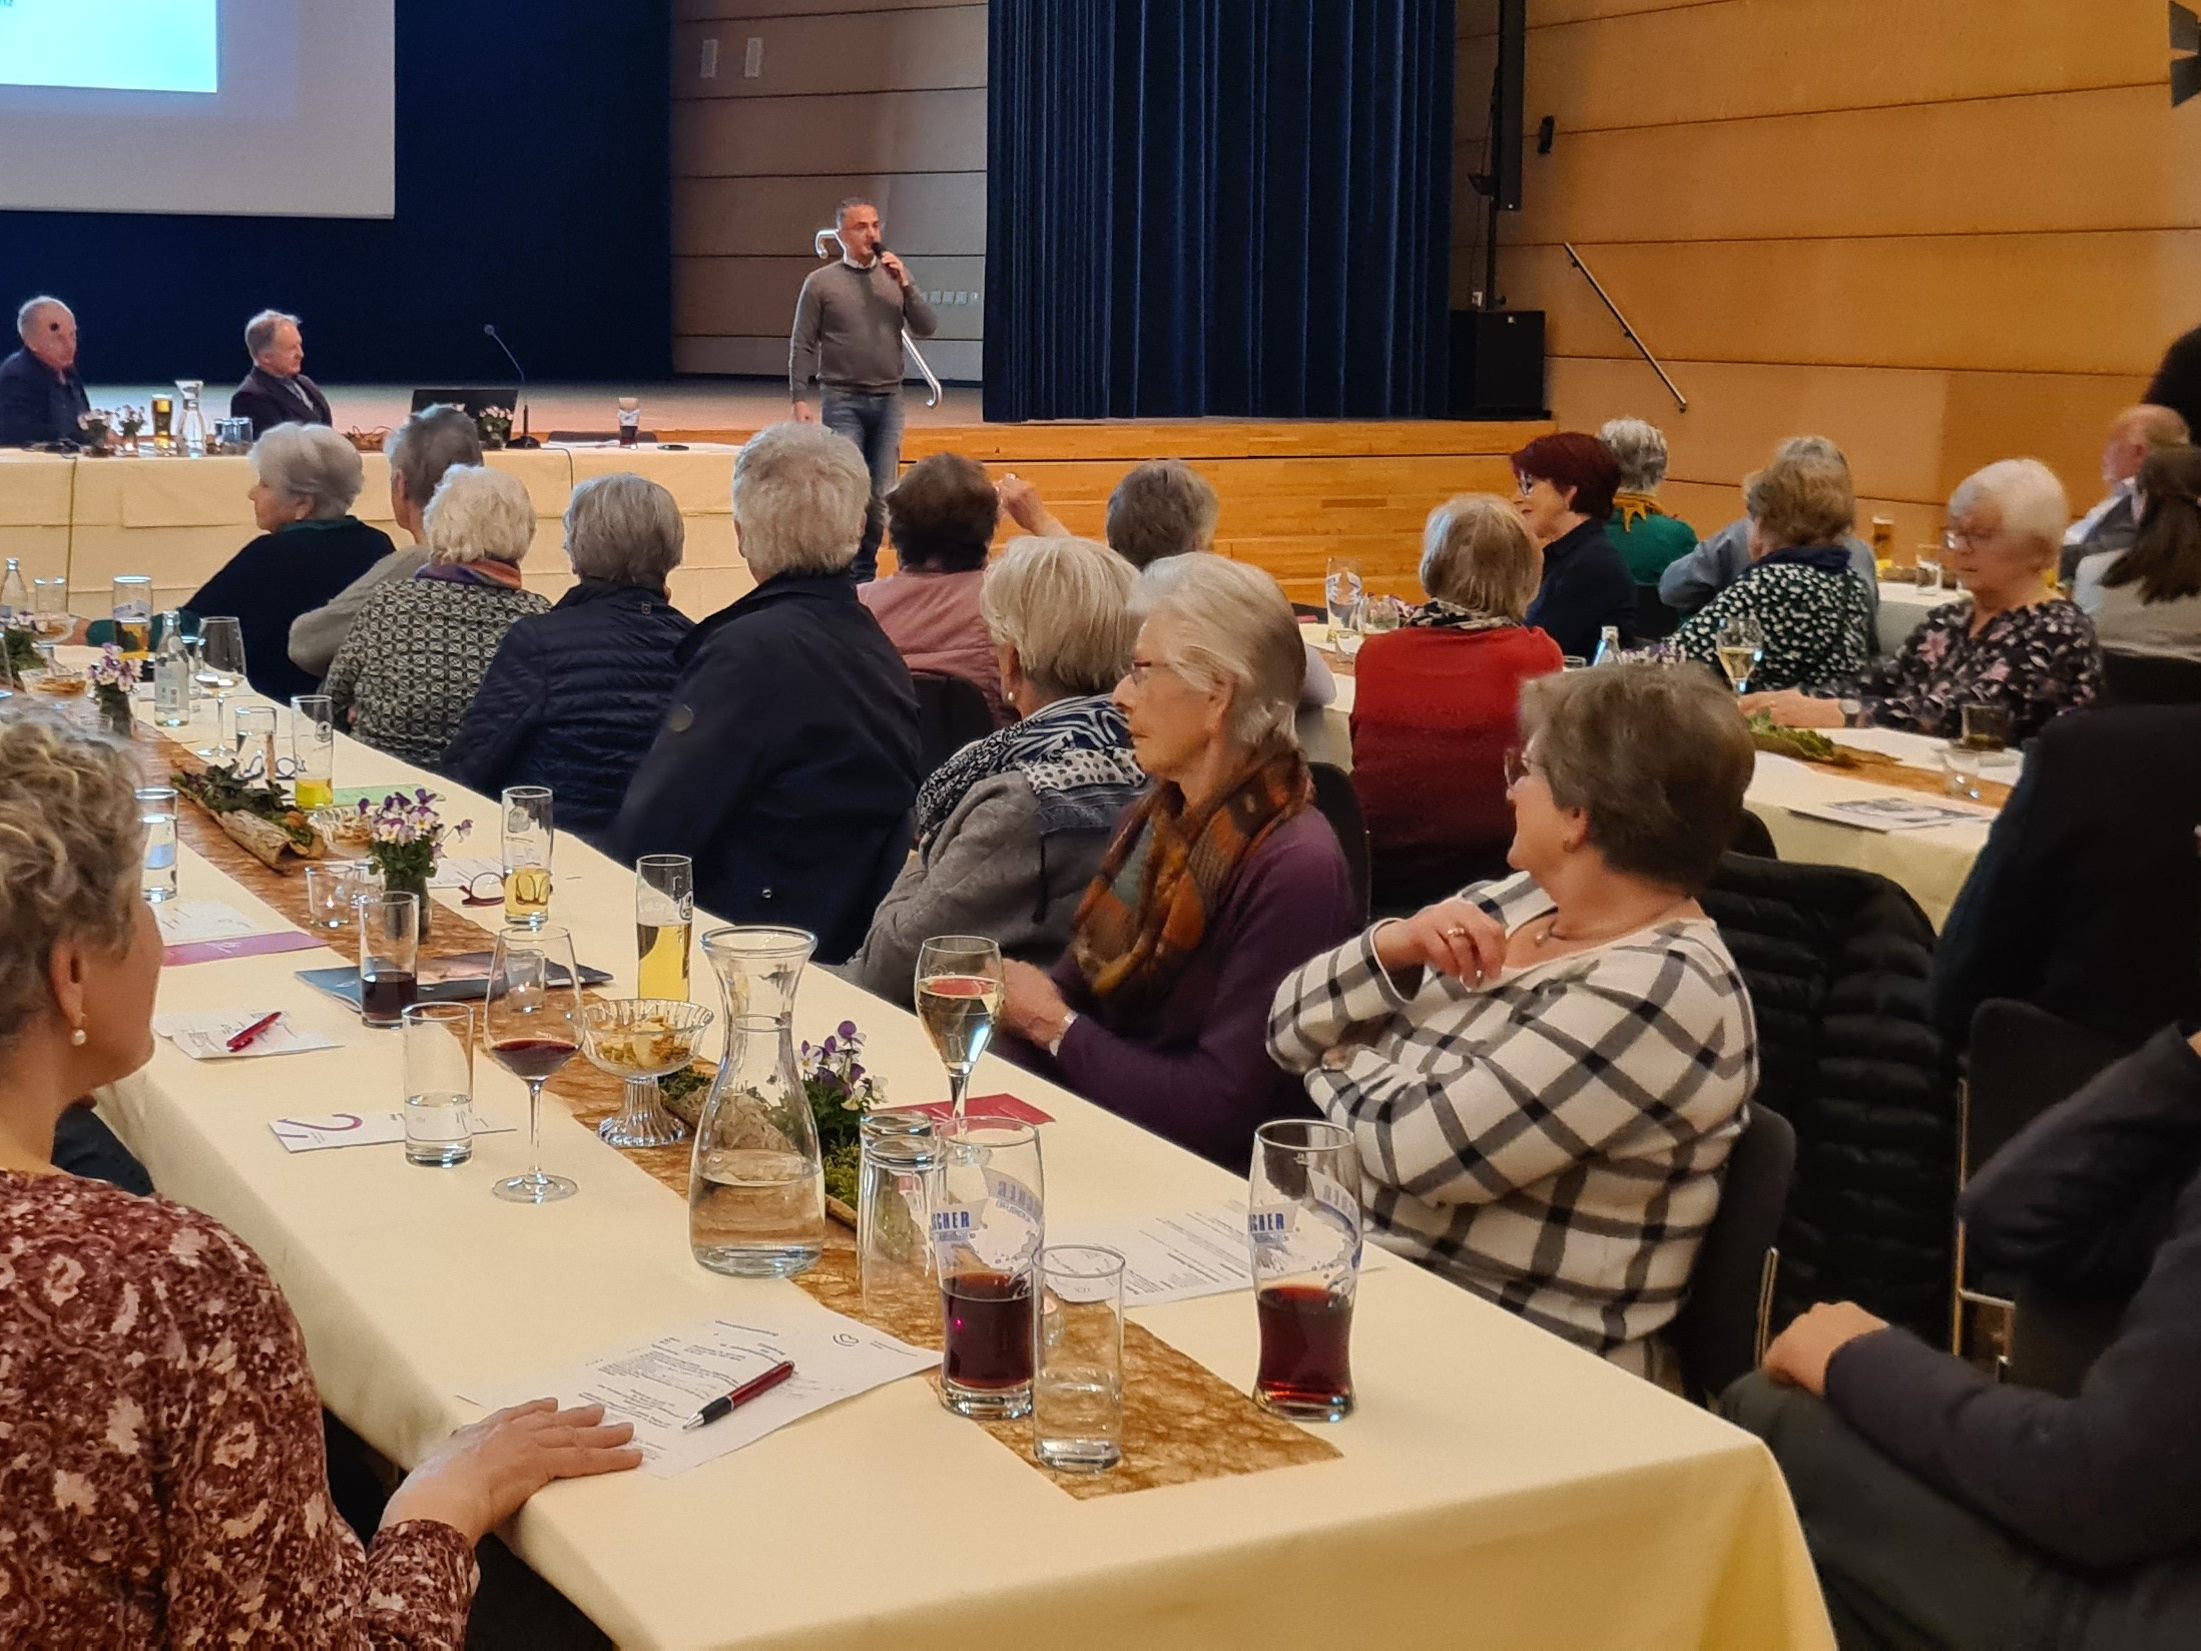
2058, 404, 2188, 585
1725, 1026, 2201, 1650
230, 308, 333, 437
1932, 704, 2201, 1050
0, 295, 91, 447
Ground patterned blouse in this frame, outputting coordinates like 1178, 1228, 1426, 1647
1673, 559, 1872, 694
1838, 598, 2102, 742
0, 1171, 477, 1647
323, 573, 550, 766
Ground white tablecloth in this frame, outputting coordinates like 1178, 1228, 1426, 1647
94, 688, 1832, 1649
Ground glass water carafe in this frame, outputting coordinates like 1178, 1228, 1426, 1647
174, 380, 206, 457
689, 926, 826, 1277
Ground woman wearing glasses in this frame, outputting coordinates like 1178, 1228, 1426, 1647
1267, 663, 1759, 1381
1747, 459, 2102, 743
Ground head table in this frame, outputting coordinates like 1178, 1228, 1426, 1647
91, 682, 1832, 1648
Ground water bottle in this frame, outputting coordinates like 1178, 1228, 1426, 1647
1593, 625, 1622, 667
153, 612, 191, 727
0, 558, 26, 627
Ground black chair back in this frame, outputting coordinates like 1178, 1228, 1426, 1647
1731, 809, 1779, 859
1673, 1105, 1797, 1403
909, 672, 996, 780
1962, 999, 2128, 1179
2102, 650, 2201, 707
1632, 583, 1681, 642
1307, 762, 1371, 926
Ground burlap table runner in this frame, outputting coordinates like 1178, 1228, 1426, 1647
1786, 745, 2012, 808
150, 735, 1339, 1497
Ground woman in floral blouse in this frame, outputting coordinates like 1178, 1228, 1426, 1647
0, 714, 639, 1646
1748, 458, 2102, 742
1674, 448, 1872, 693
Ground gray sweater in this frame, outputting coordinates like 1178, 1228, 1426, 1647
789, 260, 938, 397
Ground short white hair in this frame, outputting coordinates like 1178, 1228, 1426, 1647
565, 473, 684, 588
1599, 417, 1670, 492
1950, 458, 2069, 568
244, 309, 299, 358
16, 296, 66, 340
250, 423, 363, 521
981, 535, 1138, 702
1131, 555, 1304, 753
422, 464, 535, 566
732, 422, 869, 579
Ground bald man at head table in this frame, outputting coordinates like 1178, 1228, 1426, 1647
0, 296, 91, 448
231, 308, 333, 438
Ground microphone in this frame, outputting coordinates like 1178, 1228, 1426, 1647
481, 323, 538, 449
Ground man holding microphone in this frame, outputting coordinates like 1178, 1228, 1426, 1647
790, 197, 939, 581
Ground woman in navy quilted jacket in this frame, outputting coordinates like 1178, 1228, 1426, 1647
443, 474, 694, 844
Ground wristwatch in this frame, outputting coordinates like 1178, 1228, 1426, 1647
1837, 697, 1864, 725
1045, 1010, 1079, 1058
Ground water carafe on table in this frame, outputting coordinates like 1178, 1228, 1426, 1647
690, 926, 827, 1278
174, 380, 207, 458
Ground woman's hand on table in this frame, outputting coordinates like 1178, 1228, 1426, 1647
1739, 689, 1847, 729
380, 1399, 642, 1545
1371, 898, 1507, 989
1000, 958, 1074, 1047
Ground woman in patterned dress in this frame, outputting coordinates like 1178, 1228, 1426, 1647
1674, 448, 1873, 694
1747, 458, 2103, 742
0, 713, 639, 1646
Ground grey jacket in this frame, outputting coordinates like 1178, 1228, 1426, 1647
842, 770, 1111, 1005
1659, 519, 1880, 623
289, 545, 429, 680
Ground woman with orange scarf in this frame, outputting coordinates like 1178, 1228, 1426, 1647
998, 556, 1358, 1171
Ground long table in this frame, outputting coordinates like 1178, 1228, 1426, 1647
92, 684, 1833, 1648
4, 443, 754, 625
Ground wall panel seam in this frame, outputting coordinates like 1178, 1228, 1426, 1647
1548, 352, 2151, 379
1541, 81, 2172, 138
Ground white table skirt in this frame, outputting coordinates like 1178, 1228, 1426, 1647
93, 685, 1832, 1649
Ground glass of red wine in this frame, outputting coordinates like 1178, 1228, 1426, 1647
358, 891, 420, 1029
485, 922, 583, 1205
931, 1117, 1044, 1420
1247, 1119, 1364, 1423
914, 935, 1003, 1119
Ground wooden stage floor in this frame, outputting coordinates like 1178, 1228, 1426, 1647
89, 378, 1547, 604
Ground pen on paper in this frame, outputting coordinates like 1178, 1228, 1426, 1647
225, 1011, 284, 1052
681, 1359, 796, 1430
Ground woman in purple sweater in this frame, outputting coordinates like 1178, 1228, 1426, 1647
998, 555, 1357, 1171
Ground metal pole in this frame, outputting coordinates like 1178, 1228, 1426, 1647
1561, 242, 1687, 413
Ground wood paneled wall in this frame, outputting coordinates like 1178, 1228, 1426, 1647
671, 0, 985, 382
1456, 0, 2201, 560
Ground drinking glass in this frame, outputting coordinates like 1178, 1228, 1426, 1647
290, 693, 335, 809
1033, 1245, 1126, 1473
1247, 1118, 1364, 1422
1959, 702, 2011, 754
1331, 597, 1365, 662
501, 785, 554, 929
635, 853, 693, 1000
305, 859, 382, 935
859, 1127, 943, 1325
359, 892, 421, 1029
1324, 557, 1365, 635
230, 704, 277, 781
1915, 548, 1944, 591
136, 786, 178, 903
402, 1003, 475, 1167
485, 922, 582, 1204
1715, 613, 1766, 696
31, 576, 70, 642
1359, 594, 1404, 641
617, 395, 642, 448
193, 616, 247, 760
110, 575, 153, 659
914, 935, 1004, 1119
932, 1117, 1045, 1420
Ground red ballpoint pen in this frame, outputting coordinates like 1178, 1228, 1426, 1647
681, 1359, 796, 1431
225, 1011, 283, 1053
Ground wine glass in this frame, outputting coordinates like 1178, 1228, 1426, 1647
1715, 613, 1766, 696
485, 923, 583, 1204
1332, 597, 1365, 662
193, 616, 247, 760
914, 935, 1004, 1120
1324, 558, 1365, 638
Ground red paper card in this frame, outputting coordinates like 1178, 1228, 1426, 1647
883, 1094, 1056, 1126
165, 930, 328, 968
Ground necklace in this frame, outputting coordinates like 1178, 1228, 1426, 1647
1525, 896, 1692, 952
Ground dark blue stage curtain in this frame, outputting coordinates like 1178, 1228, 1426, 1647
985, 0, 1454, 423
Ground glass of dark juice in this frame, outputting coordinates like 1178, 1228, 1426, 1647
932, 1118, 1044, 1420
1247, 1119, 1364, 1422
358, 891, 421, 1029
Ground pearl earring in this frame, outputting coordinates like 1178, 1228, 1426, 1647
70, 1025, 88, 1047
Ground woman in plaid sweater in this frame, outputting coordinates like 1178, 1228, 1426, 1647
1268, 663, 1760, 1381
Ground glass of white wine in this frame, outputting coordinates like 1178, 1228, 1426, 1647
915, 935, 1005, 1120
1715, 613, 1766, 695
501, 785, 554, 929
193, 616, 246, 761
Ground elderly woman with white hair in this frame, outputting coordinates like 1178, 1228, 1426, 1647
845, 535, 1149, 1001
322, 464, 549, 764
1600, 417, 1698, 585
1748, 458, 2103, 742
997, 554, 1358, 1171
181, 422, 395, 704
1351, 493, 1563, 909
443, 474, 695, 843
615, 423, 920, 963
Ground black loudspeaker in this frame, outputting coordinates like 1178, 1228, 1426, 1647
1448, 309, 1546, 418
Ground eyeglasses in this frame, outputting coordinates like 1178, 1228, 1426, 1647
1514, 473, 1539, 499
1123, 657, 1184, 688
1502, 746, 1542, 789
1943, 521, 1995, 551
458, 869, 513, 907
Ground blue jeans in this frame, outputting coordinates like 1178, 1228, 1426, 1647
820, 388, 904, 582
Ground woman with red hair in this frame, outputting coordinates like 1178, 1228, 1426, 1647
1512, 432, 1636, 658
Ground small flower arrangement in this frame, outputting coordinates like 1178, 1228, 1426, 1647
802, 1020, 889, 1207
116, 406, 147, 445
354, 788, 471, 886
78, 408, 115, 453
87, 644, 137, 732
475, 406, 514, 449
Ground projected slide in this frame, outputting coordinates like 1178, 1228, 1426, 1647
0, 0, 218, 94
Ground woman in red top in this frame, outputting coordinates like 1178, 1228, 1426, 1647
1351, 494, 1564, 910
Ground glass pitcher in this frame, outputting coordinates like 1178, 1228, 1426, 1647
690, 926, 826, 1277
174, 380, 206, 457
